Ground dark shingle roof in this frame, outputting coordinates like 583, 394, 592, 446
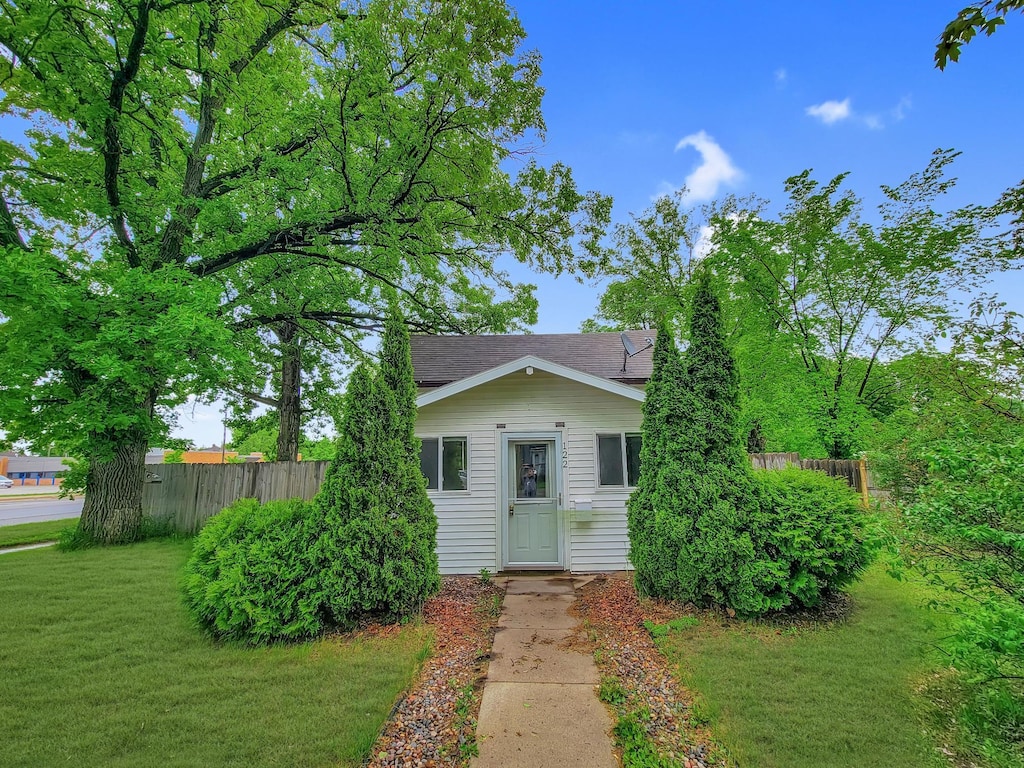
410, 330, 656, 387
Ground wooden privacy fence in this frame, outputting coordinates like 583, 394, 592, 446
749, 453, 872, 505
146, 452, 873, 533
143, 461, 329, 534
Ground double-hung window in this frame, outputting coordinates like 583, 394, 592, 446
419, 436, 468, 491
596, 433, 642, 488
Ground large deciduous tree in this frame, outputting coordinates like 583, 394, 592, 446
592, 152, 1003, 458
0, 0, 609, 543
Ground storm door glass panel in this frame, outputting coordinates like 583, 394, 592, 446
597, 434, 624, 486
442, 438, 468, 491
515, 443, 551, 499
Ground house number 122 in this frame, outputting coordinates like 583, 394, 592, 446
562, 447, 568, 468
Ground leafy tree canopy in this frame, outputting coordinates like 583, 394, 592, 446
0, 0, 609, 541
936, 1, 1023, 68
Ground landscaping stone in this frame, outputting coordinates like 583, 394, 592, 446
472, 575, 617, 768
366, 576, 504, 768
570, 573, 725, 768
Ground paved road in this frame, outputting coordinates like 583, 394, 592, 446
0, 498, 84, 526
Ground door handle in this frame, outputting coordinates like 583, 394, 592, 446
508, 502, 515, 515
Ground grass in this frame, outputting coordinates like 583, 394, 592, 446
657, 564, 948, 768
0, 518, 77, 548
0, 540, 430, 768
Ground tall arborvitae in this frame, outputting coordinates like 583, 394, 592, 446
381, 310, 419, 459
628, 321, 685, 595
633, 274, 764, 610
378, 309, 439, 594
314, 313, 439, 626
685, 273, 746, 469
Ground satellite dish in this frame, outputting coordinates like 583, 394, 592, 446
620, 332, 637, 356
620, 332, 653, 372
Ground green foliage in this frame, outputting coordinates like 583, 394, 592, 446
182, 498, 323, 644
478, 568, 492, 584
629, 276, 764, 611
629, 277, 871, 615
613, 712, 675, 768
599, 676, 628, 705
752, 467, 877, 610
936, 1, 1023, 68
314, 314, 440, 628
0, 0, 609, 542
593, 154, 1001, 460
903, 438, 1024, 684
163, 449, 185, 464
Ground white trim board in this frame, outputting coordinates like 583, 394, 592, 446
415, 355, 645, 408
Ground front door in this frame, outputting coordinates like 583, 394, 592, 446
505, 438, 561, 568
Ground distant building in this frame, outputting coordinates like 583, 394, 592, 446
146, 447, 265, 464
0, 455, 71, 486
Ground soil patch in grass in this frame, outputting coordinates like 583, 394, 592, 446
0, 540, 429, 768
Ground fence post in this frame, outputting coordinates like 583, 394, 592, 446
857, 458, 870, 508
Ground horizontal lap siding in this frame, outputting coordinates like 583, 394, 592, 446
417, 369, 642, 574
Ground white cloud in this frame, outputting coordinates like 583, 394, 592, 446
864, 114, 883, 130
671, 131, 743, 202
805, 98, 852, 125
774, 67, 787, 85
693, 224, 716, 261
891, 96, 912, 122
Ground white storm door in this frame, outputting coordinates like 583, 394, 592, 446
505, 438, 560, 567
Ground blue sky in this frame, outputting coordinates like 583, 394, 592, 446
6, 1, 1021, 447
173, 1, 1024, 445
508, 0, 1024, 332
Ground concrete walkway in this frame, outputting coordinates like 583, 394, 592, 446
471, 574, 617, 768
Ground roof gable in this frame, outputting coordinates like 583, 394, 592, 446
410, 330, 655, 387
415, 355, 645, 408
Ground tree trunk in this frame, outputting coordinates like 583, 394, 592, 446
78, 436, 148, 544
276, 321, 302, 462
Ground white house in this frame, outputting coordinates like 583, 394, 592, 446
411, 331, 655, 574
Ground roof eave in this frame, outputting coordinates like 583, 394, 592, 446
415, 355, 645, 408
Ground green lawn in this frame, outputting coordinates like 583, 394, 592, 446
0, 541, 429, 768
659, 565, 947, 768
0, 518, 77, 548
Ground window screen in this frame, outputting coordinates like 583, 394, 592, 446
597, 434, 624, 487
625, 434, 642, 486
419, 438, 439, 490
442, 438, 468, 491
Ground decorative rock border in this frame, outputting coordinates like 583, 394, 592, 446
569, 573, 724, 768
366, 576, 505, 768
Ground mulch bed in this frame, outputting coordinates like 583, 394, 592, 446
570, 573, 725, 768
365, 576, 504, 768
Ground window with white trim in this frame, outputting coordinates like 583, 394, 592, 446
419, 436, 468, 491
597, 433, 642, 487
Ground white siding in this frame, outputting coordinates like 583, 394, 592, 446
417, 369, 642, 573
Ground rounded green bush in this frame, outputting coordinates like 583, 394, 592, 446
751, 466, 877, 611
182, 498, 325, 644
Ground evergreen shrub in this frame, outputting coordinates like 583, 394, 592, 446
182, 310, 439, 643
182, 498, 323, 644
752, 467, 875, 610
313, 314, 439, 627
628, 274, 873, 615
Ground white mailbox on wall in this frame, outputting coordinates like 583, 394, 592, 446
572, 498, 593, 522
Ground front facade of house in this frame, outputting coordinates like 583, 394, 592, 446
411, 332, 654, 574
